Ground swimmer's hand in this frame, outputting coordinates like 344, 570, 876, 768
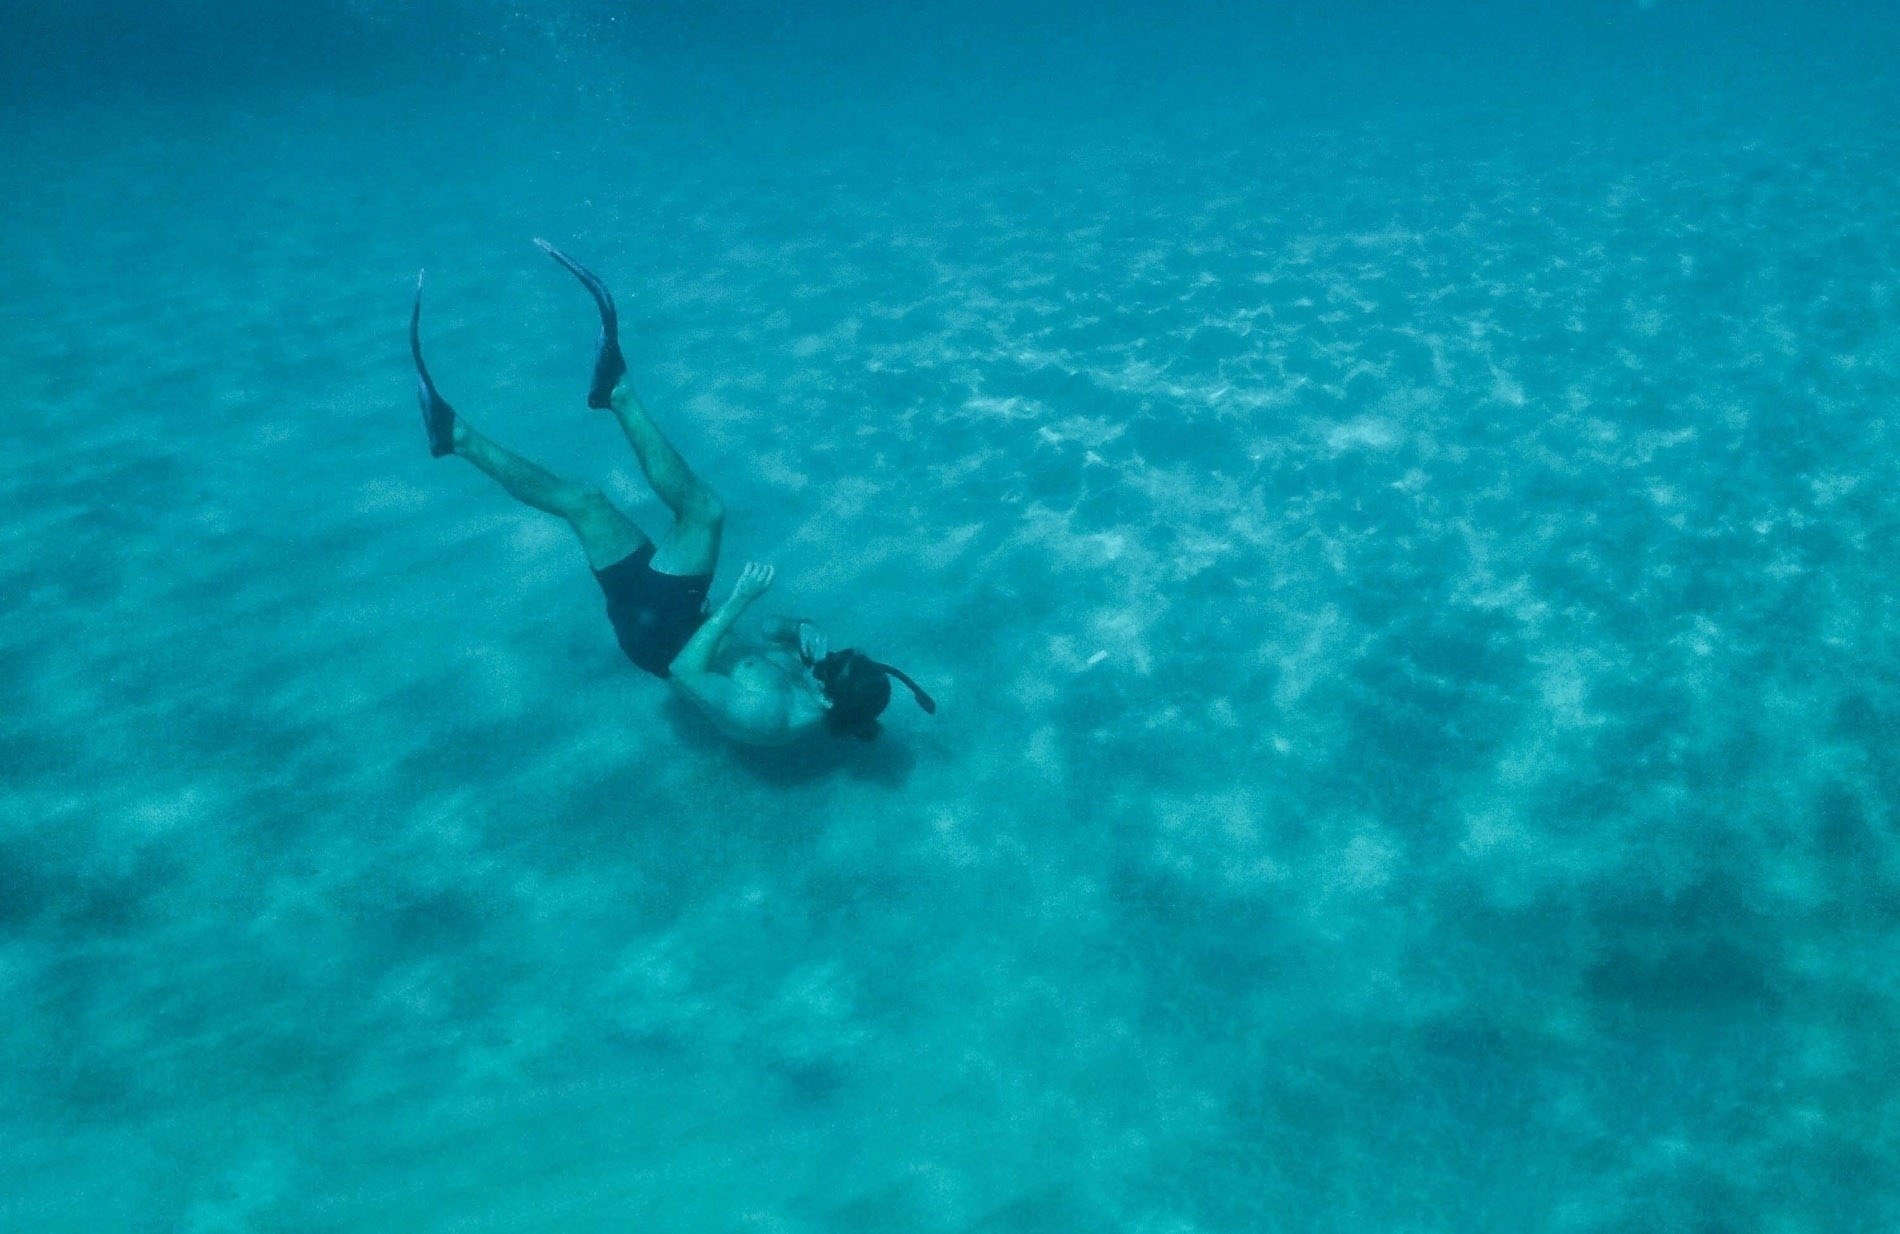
763, 615, 804, 646
763, 616, 828, 665
731, 562, 774, 604
797, 620, 827, 666
670, 562, 775, 680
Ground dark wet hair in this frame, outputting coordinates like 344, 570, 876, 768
811, 648, 937, 741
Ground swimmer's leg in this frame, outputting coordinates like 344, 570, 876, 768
413, 268, 644, 570
454, 425, 649, 571
603, 385, 724, 577
535, 238, 626, 408
410, 272, 457, 457
535, 240, 722, 576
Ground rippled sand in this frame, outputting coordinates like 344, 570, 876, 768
1, 38, 1895, 1232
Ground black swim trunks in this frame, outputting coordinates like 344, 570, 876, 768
593, 543, 713, 677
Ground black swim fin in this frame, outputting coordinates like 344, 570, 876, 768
534, 238, 627, 409
410, 271, 456, 458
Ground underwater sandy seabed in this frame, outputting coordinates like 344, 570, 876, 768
0, 46, 1896, 1234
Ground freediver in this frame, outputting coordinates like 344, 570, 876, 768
410, 240, 934, 745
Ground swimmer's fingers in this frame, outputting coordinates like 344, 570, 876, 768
735, 561, 775, 598
762, 615, 805, 644
796, 619, 827, 666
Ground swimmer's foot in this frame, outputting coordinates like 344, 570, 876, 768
534, 238, 626, 409
410, 271, 457, 457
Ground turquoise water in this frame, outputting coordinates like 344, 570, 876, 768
3, 3, 1896, 1229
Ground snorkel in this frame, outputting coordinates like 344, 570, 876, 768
817, 651, 937, 714
795, 628, 936, 739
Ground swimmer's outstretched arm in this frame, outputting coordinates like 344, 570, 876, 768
672, 563, 772, 675
669, 564, 786, 743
